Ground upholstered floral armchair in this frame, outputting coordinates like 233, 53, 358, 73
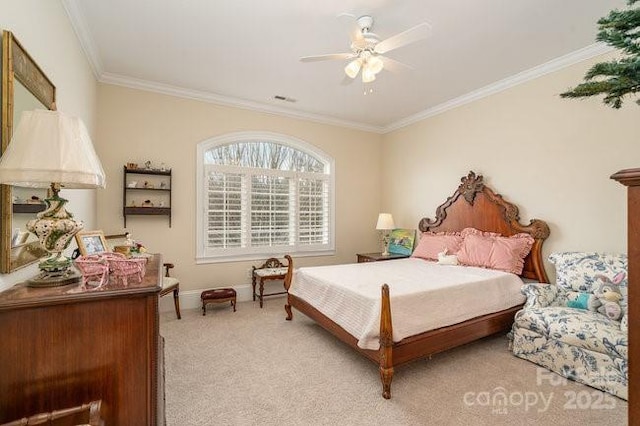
510, 252, 628, 400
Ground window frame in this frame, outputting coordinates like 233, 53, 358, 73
196, 131, 336, 263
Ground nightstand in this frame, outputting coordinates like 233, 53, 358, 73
356, 252, 410, 263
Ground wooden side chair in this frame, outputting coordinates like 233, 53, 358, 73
161, 263, 181, 319
252, 257, 289, 308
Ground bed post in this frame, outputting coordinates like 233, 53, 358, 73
380, 284, 394, 399
284, 255, 294, 320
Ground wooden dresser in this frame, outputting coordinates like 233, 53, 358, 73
611, 168, 639, 422
0, 254, 164, 425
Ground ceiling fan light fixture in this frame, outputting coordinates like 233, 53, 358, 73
367, 55, 384, 75
344, 58, 362, 79
362, 66, 376, 83
301, 15, 431, 85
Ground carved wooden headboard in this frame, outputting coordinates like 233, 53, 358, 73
419, 171, 550, 282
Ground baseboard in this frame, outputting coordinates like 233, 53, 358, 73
158, 284, 286, 313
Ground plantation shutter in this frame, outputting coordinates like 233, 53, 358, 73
206, 171, 245, 249
298, 176, 329, 246
250, 174, 294, 247
200, 139, 333, 260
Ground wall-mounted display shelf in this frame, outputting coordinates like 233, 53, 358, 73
123, 166, 172, 227
12, 203, 46, 214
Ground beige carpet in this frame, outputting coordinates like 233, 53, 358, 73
161, 298, 628, 425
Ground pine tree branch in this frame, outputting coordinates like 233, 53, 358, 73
562, 0, 640, 108
597, 9, 640, 55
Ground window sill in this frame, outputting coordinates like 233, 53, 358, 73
196, 250, 336, 264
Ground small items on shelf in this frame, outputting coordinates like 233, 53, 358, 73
13, 194, 46, 214
124, 163, 171, 173
123, 164, 172, 227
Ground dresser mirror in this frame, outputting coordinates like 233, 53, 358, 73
1, 31, 55, 273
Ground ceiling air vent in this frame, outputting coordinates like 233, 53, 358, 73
273, 95, 297, 103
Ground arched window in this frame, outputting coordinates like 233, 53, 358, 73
196, 132, 335, 262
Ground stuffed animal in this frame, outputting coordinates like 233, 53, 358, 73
437, 249, 459, 266
566, 292, 596, 310
592, 273, 625, 321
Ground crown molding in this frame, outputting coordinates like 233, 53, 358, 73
99, 73, 384, 133
382, 43, 614, 133
96, 43, 613, 136
61, 0, 103, 78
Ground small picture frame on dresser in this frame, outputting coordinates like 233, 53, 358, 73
75, 230, 108, 256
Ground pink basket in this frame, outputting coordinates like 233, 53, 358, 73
106, 253, 147, 285
74, 255, 109, 288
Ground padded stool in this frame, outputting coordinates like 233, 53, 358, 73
201, 288, 237, 316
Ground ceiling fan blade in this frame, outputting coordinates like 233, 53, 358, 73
381, 56, 414, 73
300, 53, 354, 62
374, 22, 432, 54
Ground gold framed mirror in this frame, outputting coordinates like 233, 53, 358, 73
1, 31, 56, 273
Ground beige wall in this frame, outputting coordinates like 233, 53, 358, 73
96, 84, 383, 292
0, 0, 98, 289
382, 52, 639, 280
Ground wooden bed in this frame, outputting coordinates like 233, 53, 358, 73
283, 171, 550, 399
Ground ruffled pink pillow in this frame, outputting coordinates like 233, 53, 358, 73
456, 228, 534, 275
412, 232, 463, 261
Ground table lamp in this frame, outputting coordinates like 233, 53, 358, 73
376, 213, 395, 256
0, 110, 105, 286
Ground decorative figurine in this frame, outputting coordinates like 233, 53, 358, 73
125, 232, 134, 247
145, 160, 152, 169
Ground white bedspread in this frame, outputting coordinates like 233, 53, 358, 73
289, 258, 526, 350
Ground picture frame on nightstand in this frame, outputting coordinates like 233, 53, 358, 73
388, 229, 416, 256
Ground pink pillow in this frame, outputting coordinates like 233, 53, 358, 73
412, 232, 463, 261
456, 228, 534, 275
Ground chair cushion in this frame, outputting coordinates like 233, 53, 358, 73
515, 306, 627, 359
162, 276, 179, 290
254, 267, 287, 277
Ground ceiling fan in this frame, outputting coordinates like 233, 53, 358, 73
300, 15, 431, 83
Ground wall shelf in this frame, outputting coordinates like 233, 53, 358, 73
123, 166, 172, 227
12, 203, 46, 213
